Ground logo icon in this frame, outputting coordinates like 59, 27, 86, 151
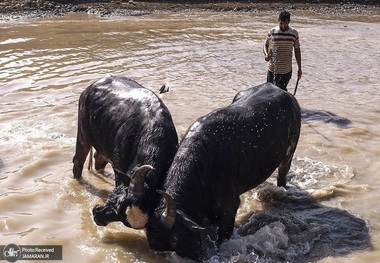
3, 244, 21, 262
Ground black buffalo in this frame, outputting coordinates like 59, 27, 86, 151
72, 75, 178, 228
127, 82, 301, 260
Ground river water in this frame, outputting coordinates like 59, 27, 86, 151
0, 10, 379, 263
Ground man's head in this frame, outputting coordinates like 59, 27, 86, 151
278, 11, 291, 31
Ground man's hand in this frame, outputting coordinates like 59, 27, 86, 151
297, 68, 302, 79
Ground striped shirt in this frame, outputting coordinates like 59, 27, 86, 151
265, 26, 300, 74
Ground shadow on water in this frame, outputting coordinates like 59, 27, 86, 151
301, 108, 352, 129
227, 184, 371, 263
77, 171, 115, 202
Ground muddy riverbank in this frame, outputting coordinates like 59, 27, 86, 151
1, 0, 379, 21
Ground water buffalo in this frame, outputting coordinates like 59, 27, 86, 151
127, 82, 301, 260
72, 75, 178, 228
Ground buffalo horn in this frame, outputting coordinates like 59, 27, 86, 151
157, 190, 176, 229
128, 165, 154, 199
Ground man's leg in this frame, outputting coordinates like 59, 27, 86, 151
267, 71, 274, 84
274, 71, 292, 91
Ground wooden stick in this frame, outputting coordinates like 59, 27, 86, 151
293, 77, 300, 96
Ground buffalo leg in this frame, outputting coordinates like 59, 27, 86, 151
114, 169, 130, 187
94, 151, 108, 173
277, 153, 294, 187
217, 198, 240, 242
73, 136, 91, 179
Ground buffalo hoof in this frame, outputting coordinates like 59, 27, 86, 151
277, 178, 287, 188
72, 165, 82, 179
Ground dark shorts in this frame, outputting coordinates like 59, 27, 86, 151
267, 71, 292, 91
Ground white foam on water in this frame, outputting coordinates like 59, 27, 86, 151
0, 38, 34, 45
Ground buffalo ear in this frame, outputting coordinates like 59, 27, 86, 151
200, 218, 218, 244
195, 217, 219, 257
176, 210, 205, 230
157, 190, 176, 229
181, 215, 218, 242
176, 211, 219, 258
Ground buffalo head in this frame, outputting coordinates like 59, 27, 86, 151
92, 165, 154, 229
145, 191, 218, 261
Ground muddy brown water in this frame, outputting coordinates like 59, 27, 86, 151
0, 11, 379, 262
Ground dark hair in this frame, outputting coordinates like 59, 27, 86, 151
279, 11, 291, 21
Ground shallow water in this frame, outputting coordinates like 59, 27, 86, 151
0, 10, 380, 263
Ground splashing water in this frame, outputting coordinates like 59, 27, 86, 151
207, 185, 370, 263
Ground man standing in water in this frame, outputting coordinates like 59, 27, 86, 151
263, 11, 302, 91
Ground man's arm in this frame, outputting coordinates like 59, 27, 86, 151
263, 31, 272, 62
263, 42, 271, 62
